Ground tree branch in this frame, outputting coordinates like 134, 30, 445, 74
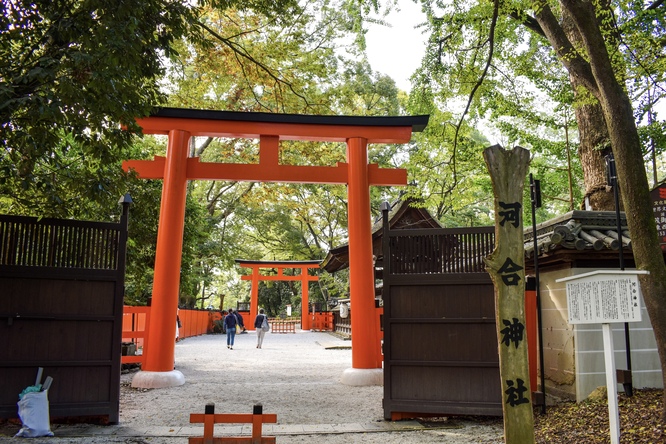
532, 1, 600, 98
195, 19, 311, 107
509, 11, 545, 37
560, 0, 623, 100
448, 0, 501, 188
647, 0, 665, 10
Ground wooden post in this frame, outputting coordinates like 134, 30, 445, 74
346, 137, 380, 368
301, 270, 311, 330
189, 403, 277, 444
144, 129, 190, 373
203, 403, 215, 444
483, 145, 535, 444
252, 404, 263, 444
249, 265, 259, 328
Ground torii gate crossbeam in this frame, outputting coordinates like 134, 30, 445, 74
123, 108, 428, 389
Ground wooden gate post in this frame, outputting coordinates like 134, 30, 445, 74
483, 145, 535, 444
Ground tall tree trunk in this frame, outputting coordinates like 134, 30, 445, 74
572, 94, 616, 209
571, 89, 615, 211
596, 76, 666, 422
562, 8, 616, 210
559, 0, 666, 422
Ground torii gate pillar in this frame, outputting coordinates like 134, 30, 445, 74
341, 137, 382, 385
131, 130, 189, 389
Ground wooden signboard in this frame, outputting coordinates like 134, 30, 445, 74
562, 270, 644, 325
650, 183, 666, 252
483, 145, 535, 444
558, 270, 648, 444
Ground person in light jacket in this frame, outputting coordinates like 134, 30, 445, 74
254, 309, 268, 348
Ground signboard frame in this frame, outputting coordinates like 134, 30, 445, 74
650, 183, 666, 252
558, 270, 646, 325
557, 269, 649, 444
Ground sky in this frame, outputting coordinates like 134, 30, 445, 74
364, 2, 428, 92
362, 4, 665, 118
363, 4, 664, 151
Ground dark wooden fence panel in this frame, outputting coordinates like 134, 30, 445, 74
385, 227, 494, 274
382, 217, 502, 419
0, 216, 121, 269
0, 207, 128, 423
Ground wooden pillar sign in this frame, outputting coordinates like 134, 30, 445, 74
483, 145, 535, 444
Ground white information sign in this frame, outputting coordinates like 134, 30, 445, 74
557, 270, 648, 444
557, 270, 647, 325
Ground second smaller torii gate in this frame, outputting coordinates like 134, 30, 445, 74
235, 260, 321, 330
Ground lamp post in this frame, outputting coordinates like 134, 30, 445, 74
530, 174, 546, 414
605, 153, 633, 397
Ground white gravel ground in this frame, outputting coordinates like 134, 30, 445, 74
1, 330, 505, 443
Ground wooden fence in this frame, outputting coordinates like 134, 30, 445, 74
311, 312, 334, 331
0, 206, 129, 423
382, 221, 504, 419
121, 307, 216, 365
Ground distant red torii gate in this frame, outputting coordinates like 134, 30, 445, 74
123, 107, 428, 388
235, 260, 320, 330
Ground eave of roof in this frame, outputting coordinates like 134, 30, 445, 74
151, 107, 430, 132
320, 199, 441, 272
524, 210, 630, 258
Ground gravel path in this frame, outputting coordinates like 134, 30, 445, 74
1, 330, 505, 443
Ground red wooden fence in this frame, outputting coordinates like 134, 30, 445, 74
311, 312, 334, 331
121, 306, 150, 365
121, 307, 217, 365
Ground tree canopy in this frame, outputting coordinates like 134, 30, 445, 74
0, 1, 192, 211
408, 0, 666, 422
2, 1, 666, 411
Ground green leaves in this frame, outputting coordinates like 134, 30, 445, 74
1, 0, 195, 215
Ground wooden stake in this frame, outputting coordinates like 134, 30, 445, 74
483, 145, 535, 444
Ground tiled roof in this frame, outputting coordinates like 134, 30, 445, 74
320, 199, 441, 273
524, 210, 629, 258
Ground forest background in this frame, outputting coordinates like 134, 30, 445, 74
1, 0, 664, 320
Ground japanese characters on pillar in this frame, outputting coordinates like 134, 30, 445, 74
482, 145, 535, 444
650, 183, 666, 251
497, 203, 530, 409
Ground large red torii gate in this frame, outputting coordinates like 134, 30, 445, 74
123, 108, 428, 388
235, 260, 320, 330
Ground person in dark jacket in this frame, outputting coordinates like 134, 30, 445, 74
234, 310, 247, 333
218, 310, 228, 334
224, 308, 238, 349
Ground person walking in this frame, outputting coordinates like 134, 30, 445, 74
224, 308, 238, 349
218, 310, 228, 334
234, 310, 247, 333
175, 309, 181, 342
254, 309, 269, 348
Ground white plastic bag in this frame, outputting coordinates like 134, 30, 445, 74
15, 390, 54, 438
